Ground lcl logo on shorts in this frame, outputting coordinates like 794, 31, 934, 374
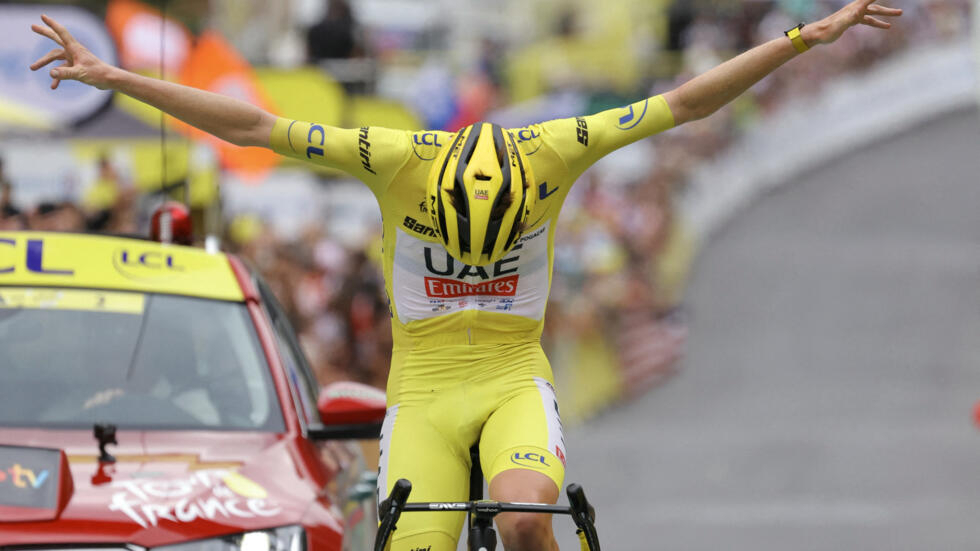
511, 452, 550, 469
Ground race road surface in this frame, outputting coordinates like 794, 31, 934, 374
560, 107, 980, 551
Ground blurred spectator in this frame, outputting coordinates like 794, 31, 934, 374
28, 202, 85, 233
307, 0, 359, 61
666, 1, 695, 52
0, 209, 27, 231
0, 157, 16, 213
83, 154, 125, 231
0, 184, 10, 212
1, 158, 25, 230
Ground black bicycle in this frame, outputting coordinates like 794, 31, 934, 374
375, 446, 600, 551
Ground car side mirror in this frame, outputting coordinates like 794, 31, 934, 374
309, 381, 387, 440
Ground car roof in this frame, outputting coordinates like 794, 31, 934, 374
0, 231, 244, 302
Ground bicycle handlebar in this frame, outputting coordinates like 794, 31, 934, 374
402, 501, 572, 514
376, 478, 601, 551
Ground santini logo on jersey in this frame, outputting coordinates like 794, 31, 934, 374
403, 216, 439, 237
575, 117, 589, 146
358, 127, 376, 175
424, 275, 519, 298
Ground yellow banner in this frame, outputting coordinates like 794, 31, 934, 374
0, 287, 146, 315
0, 232, 243, 302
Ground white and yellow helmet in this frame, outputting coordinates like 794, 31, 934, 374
427, 122, 535, 266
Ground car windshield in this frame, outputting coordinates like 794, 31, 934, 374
0, 287, 284, 431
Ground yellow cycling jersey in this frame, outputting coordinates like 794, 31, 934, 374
269, 96, 674, 350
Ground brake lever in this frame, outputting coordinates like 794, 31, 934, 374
567, 484, 600, 551
375, 478, 413, 551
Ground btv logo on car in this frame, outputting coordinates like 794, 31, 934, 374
0, 446, 59, 510
0, 463, 50, 490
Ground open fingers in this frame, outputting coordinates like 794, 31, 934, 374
40, 14, 78, 49
31, 23, 64, 47
862, 15, 891, 29
30, 48, 66, 71
50, 62, 77, 90
867, 4, 903, 17
50, 62, 62, 90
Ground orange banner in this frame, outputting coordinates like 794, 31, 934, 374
105, 0, 191, 74
176, 31, 279, 180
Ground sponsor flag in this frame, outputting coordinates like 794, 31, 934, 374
105, 0, 191, 74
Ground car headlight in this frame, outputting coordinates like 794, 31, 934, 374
152, 525, 306, 551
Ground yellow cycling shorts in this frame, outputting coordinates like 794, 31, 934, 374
378, 341, 567, 551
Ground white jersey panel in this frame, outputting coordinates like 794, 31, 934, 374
534, 376, 567, 467
391, 222, 552, 324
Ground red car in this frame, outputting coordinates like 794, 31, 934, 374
0, 231, 386, 550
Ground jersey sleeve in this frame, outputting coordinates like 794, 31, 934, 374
539, 95, 675, 177
269, 117, 411, 197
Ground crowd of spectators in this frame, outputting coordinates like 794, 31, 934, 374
0, 0, 971, 403
0, 154, 144, 235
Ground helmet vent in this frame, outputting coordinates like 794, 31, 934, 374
450, 183, 468, 218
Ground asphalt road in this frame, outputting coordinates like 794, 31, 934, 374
560, 107, 980, 551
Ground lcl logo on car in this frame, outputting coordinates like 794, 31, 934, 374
113, 248, 184, 280
0, 238, 74, 275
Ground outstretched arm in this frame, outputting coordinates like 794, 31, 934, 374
536, 0, 901, 178
663, 0, 902, 125
30, 14, 275, 148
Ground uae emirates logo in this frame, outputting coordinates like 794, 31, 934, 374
424, 275, 518, 298
474, 189, 490, 200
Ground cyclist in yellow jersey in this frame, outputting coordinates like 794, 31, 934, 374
30, 2, 900, 549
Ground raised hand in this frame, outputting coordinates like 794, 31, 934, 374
811, 0, 903, 46
29, 14, 112, 90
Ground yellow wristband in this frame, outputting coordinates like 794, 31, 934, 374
785, 24, 810, 54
